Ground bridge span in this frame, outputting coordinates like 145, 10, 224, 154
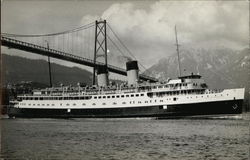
1, 36, 158, 82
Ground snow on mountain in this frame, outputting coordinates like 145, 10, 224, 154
146, 48, 249, 90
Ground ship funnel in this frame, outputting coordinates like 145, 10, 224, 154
126, 60, 139, 86
97, 65, 109, 87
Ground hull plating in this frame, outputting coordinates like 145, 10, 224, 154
8, 100, 243, 118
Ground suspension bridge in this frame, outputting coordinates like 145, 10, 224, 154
1, 20, 158, 85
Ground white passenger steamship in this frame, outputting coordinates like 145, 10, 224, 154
9, 60, 245, 118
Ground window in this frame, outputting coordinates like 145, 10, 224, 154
107, 96, 110, 98
116, 95, 120, 98
52, 104, 55, 106
122, 102, 126, 104
136, 94, 139, 97
126, 95, 129, 97
73, 104, 76, 106
103, 96, 106, 98
131, 94, 134, 97
93, 103, 96, 105
98, 96, 102, 99
160, 100, 163, 102
66, 104, 70, 106
112, 96, 115, 98
140, 94, 144, 96
173, 98, 177, 101
102, 103, 106, 105
121, 95, 125, 98
82, 103, 86, 106
94, 97, 97, 99
113, 102, 117, 105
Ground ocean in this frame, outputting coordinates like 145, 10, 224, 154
1, 115, 249, 160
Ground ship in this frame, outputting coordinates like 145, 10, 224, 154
7, 26, 245, 118
8, 59, 245, 118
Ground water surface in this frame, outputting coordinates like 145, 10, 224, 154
1, 117, 249, 160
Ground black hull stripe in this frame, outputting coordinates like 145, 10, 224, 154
8, 100, 243, 118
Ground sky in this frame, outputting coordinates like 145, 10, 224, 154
1, 0, 249, 69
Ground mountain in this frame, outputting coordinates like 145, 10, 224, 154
2, 54, 93, 86
146, 48, 249, 90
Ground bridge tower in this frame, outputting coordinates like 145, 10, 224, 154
93, 20, 108, 85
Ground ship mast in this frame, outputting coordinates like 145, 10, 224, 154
175, 25, 182, 77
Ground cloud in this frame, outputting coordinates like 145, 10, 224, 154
80, 1, 249, 67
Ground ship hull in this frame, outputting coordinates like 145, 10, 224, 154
7, 99, 243, 118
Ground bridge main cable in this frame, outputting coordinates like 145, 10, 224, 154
1, 21, 95, 37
